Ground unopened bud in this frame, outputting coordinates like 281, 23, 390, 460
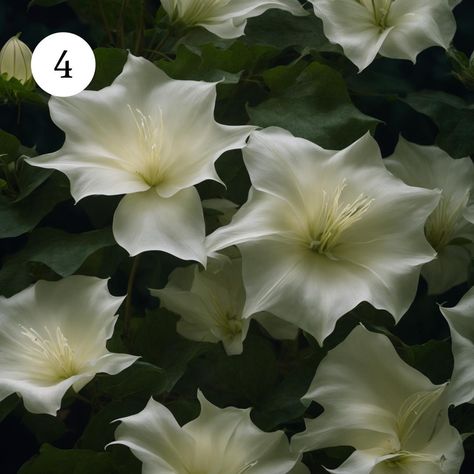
0, 34, 33, 84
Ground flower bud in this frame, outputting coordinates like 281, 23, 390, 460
0, 34, 33, 84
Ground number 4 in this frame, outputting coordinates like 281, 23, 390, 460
54, 50, 72, 78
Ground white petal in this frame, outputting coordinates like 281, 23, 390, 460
206, 187, 298, 255
422, 245, 472, 295
441, 287, 474, 406
309, 0, 393, 71
380, 0, 456, 61
240, 240, 396, 343
111, 397, 194, 472
184, 391, 303, 474
292, 326, 437, 453
113, 187, 206, 262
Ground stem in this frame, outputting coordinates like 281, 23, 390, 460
124, 254, 141, 339
99, 0, 114, 45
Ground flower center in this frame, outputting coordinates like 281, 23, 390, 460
169, 0, 231, 25
206, 292, 244, 339
308, 179, 373, 260
424, 191, 469, 251
357, 0, 394, 29
20, 325, 79, 381
128, 105, 166, 187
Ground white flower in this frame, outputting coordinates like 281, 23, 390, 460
206, 127, 439, 344
0, 276, 138, 416
441, 287, 474, 406
110, 391, 309, 473
291, 326, 464, 474
309, 0, 457, 71
161, 0, 307, 39
385, 138, 474, 294
152, 256, 298, 355
26, 54, 254, 264
0, 33, 32, 84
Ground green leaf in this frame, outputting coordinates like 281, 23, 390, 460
403, 91, 474, 158
0, 227, 115, 296
0, 75, 45, 105
28, 0, 68, 6
396, 338, 453, 385
157, 45, 241, 84
181, 327, 279, 406
89, 48, 128, 90
78, 400, 145, 451
249, 61, 379, 149
18, 445, 117, 474
133, 309, 209, 393
94, 361, 166, 400
0, 173, 70, 239
244, 10, 340, 53
0, 394, 19, 423
0, 129, 21, 161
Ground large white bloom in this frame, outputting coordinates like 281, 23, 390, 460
26, 54, 253, 264
110, 391, 309, 473
206, 128, 439, 344
441, 287, 474, 406
151, 256, 298, 355
0, 276, 138, 416
291, 326, 464, 474
161, 0, 307, 39
309, 0, 457, 71
385, 138, 474, 294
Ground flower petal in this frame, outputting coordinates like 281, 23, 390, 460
380, 0, 456, 61
309, 0, 393, 71
441, 287, 474, 406
113, 187, 206, 262
184, 391, 304, 474
110, 397, 194, 472
292, 326, 437, 453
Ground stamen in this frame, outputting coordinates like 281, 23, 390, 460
20, 325, 78, 380
171, 0, 231, 24
396, 386, 445, 447
309, 179, 373, 259
128, 105, 165, 187
357, 0, 394, 28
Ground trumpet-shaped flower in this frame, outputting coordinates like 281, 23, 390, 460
206, 128, 439, 344
0, 276, 138, 416
441, 287, 474, 406
161, 0, 307, 39
26, 54, 253, 263
385, 138, 474, 294
309, 0, 457, 71
110, 391, 309, 473
152, 257, 298, 355
291, 326, 464, 474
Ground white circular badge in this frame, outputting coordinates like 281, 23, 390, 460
31, 32, 96, 97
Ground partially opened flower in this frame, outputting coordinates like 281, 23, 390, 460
291, 326, 464, 474
441, 287, 474, 406
110, 391, 309, 473
309, 0, 457, 71
26, 54, 254, 264
206, 127, 439, 344
0, 33, 33, 84
0, 276, 138, 416
161, 0, 307, 39
385, 138, 474, 294
152, 256, 298, 355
